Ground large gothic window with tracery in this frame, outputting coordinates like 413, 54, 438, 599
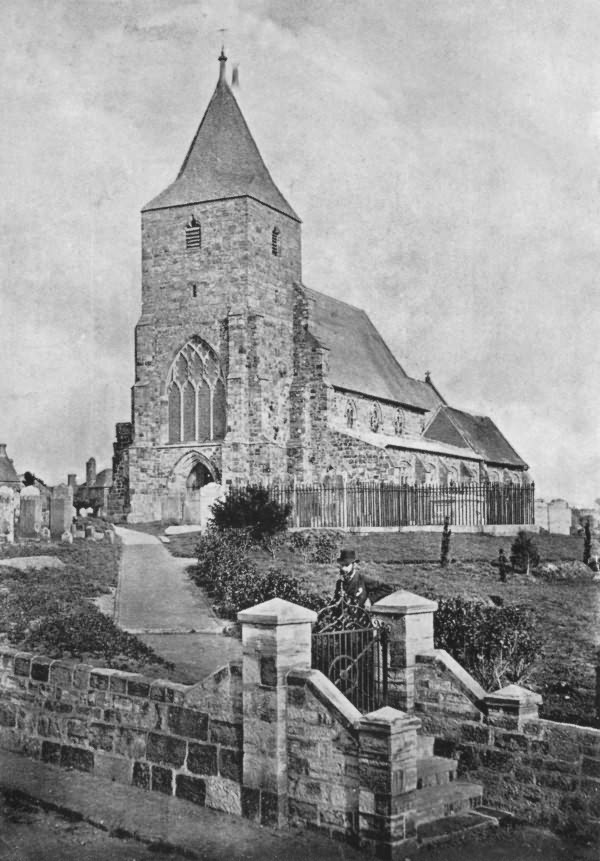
167, 338, 226, 444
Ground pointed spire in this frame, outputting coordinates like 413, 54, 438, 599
218, 46, 227, 83
142, 57, 300, 220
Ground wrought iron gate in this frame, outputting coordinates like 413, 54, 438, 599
311, 600, 388, 713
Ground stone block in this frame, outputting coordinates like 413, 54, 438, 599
288, 797, 319, 823
166, 706, 208, 740
73, 665, 92, 690
94, 752, 132, 784
219, 747, 242, 782
89, 722, 115, 752
41, 740, 62, 764
582, 757, 600, 779
493, 729, 529, 752
89, 670, 110, 691
204, 776, 242, 815
0, 704, 16, 727
14, 655, 31, 677
241, 785, 261, 822
109, 675, 128, 694
260, 790, 283, 827
188, 741, 218, 775
66, 719, 88, 742
209, 719, 242, 748
30, 658, 51, 683
544, 726, 581, 762
151, 765, 173, 794
132, 761, 150, 790
175, 774, 206, 806
49, 661, 74, 687
115, 727, 147, 759
127, 677, 151, 698
60, 745, 94, 772
146, 732, 186, 767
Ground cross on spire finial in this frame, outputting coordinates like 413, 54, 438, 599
217, 28, 228, 81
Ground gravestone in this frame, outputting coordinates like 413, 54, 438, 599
19, 486, 42, 538
0, 486, 15, 543
50, 483, 73, 539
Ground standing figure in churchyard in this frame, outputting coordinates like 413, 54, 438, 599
334, 548, 370, 608
495, 548, 510, 582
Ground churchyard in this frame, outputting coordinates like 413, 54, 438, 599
161, 527, 600, 728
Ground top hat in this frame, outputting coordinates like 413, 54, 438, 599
337, 548, 358, 565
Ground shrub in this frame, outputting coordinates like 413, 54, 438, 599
311, 533, 339, 564
210, 486, 291, 548
434, 596, 542, 691
191, 528, 323, 618
510, 530, 540, 573
20, 605, 172, 672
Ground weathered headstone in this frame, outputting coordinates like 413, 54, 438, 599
19, 486, 42, 538
50, 483, 73, 539
40, 526, 51, 542
85, 524, 94, 540
0, 486, 15, 543
61, 530, 74, 544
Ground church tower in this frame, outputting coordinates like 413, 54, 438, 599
126, 51, 302, 521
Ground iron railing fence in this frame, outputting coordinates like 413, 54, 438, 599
227, 481, 535, 529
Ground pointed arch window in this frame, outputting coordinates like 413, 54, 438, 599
393, 408, 405, 435
185, 215, 201, 250
345, 399, 357, 429
370, 402, 382, 433
271, 226, 281, 256
167, 338, 226, 444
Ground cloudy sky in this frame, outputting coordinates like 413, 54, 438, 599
1, 0, 598, 503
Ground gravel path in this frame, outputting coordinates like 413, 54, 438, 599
113, 527, 223, 635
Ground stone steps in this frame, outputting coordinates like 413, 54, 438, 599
417, 755, 457, 788
414, 780, 483, 825
416, 809, 497, 846
416, 733, 434, 758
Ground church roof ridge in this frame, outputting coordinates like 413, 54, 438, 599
143, 57, 299, 220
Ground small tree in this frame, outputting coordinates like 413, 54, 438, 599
510, 530, 540, 575
210, 485, 291, 552
583, 519, 592, 565
440, 516, 452, 567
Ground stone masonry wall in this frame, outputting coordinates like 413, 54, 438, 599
286, 669, 361, 839
0, 647, 245, 816
414, 650, 600, 833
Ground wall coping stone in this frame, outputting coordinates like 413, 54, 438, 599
486, 684, 542, 707
288, 668, 362, 731
416, 649, 487, 706
238, 598, 317, 626
359, 706, 421, 734
371, 590, 438, 615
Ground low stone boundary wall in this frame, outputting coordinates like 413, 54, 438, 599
0, 648, 245, 815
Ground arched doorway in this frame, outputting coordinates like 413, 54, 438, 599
186, 462, 214, 492
164, 452, 223, 525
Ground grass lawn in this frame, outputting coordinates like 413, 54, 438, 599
0, 538, 173, 676
174, 528, 599, 726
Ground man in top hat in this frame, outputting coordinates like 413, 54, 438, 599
334, 548, 370, 608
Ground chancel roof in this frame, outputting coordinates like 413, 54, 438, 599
304, 287, 441, 412
143, 58, 299, 220
424, 406, 528, 468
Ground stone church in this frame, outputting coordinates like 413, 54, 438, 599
109, 52, 529, 523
